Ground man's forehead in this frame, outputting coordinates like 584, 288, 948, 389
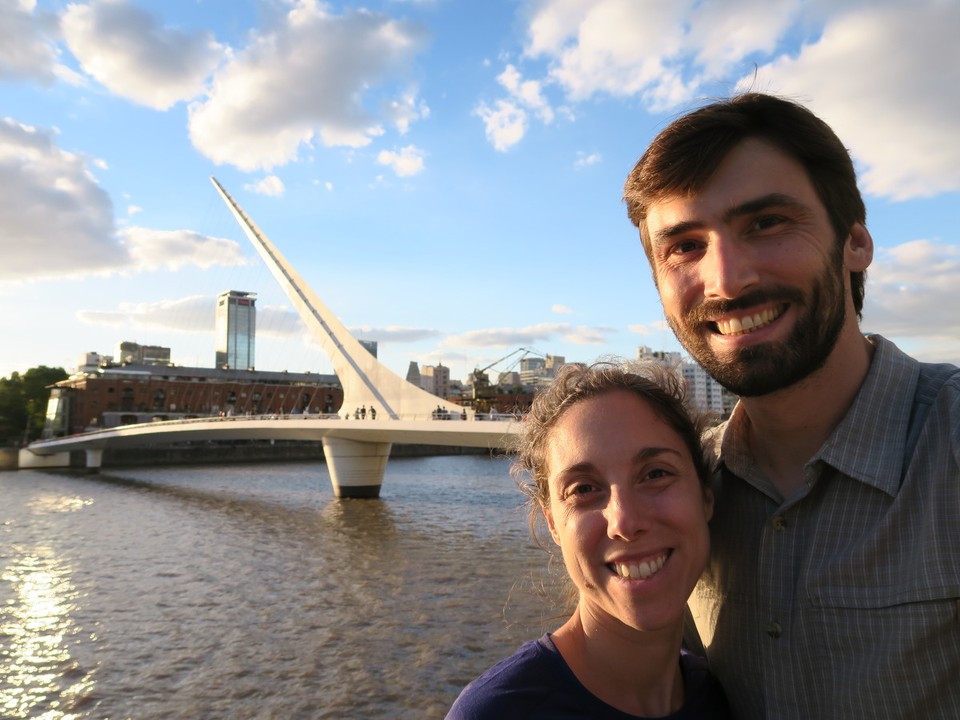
646, 142, 815, 230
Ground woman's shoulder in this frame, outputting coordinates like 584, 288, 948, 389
445, 634, 568, 719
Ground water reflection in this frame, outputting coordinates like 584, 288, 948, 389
0, 545, 94, 719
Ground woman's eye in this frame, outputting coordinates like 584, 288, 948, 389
643, 468, 674, 484
563, 482, 598, 500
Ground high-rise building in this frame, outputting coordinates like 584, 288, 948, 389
420, 363, 451, 397
405, 361, 422, 386
115, 341, 171, 365
637, 345, 727, 415
359, 339, 378, 358
215, 290, 257, 370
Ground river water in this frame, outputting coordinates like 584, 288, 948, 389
0, 455, 565, 719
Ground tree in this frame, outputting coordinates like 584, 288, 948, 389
0, 366, 68, 444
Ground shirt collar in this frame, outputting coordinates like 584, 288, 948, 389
717, 334, 918, 498
817, 334, 918, 496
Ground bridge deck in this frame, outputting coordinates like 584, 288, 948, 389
27, 415, 522, 455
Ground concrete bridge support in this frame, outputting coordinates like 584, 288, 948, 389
84, 448, 104, 473
321, 437, 392, 499
18, 449, 71, 469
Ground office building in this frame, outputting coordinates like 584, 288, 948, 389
359, 339, 378, 358
115, 341, 171, 365
43, 363, 343, 437
216, 290, 256, 370
637, 345, 728, 415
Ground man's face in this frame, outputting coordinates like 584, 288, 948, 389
644, 139, 852, 397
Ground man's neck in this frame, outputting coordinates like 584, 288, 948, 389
737, 331, 875, 498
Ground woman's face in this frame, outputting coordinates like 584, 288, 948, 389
543, 389, 712, 634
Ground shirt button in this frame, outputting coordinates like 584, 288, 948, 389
766, 621, 783, 638
772, 515, 787, 531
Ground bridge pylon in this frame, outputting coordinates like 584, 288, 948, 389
211, 177, 469, 497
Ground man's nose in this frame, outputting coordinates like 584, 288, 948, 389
702, 234, 759, 299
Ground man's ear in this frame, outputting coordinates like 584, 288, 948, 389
845, 222, 873, 273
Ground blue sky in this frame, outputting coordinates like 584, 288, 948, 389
2, 0, 958, 383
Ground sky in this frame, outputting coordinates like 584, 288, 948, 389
2, 0, 959, 385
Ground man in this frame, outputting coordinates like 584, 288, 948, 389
623, 93, 960, 719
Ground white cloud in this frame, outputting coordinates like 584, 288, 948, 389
245, 175, 286, 197
0, 0, 60, 85
747, 2, 960, 200
127, 205, 142, 215
520, 0, 959, 199
476, 63, 556, 150
525, 0, 697, 104
188, 4, 428, 171
76, 296, 303, 337
629, 320, 671, 335
443, 322, 612, 347
552, 304, 573, 314
377, 145, 426, 177
0, 116, 250, 283
574, 151, 600, 168
864, 239, 960, 341
77, 295, 214, 332
119, 227, 248, 272
0, 116, 126, 281
498, 64, 554, 123
475, 99, 527, 152
61, 0, 225, 110
384, 92, 430, 134
350, 326, 443, 343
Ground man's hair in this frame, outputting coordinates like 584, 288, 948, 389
623, 92, 867, 317
511, 359, 711, 542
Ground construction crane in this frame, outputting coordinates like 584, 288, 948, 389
470, 347, 541, 399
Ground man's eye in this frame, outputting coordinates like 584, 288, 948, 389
673, 239, 700, 255
753, 215, 786, 231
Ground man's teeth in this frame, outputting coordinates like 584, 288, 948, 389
613, 555, 666, 580
716, 307, 780, 336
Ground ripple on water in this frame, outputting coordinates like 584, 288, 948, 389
0, 457, 556, 718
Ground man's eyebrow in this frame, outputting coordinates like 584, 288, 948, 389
722, 193, 807, 223
651, 193, 807, 247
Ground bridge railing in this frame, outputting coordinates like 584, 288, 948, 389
34, 410, 523, 445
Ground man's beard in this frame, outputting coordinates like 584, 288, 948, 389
667, 260, 847, 397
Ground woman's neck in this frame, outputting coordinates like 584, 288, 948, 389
551, 607, 685, 717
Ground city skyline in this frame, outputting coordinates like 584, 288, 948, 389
3, 0, 959, 383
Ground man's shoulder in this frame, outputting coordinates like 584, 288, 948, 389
871, 334, 960, 397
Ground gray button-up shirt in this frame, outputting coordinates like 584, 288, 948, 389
691, 335, 960, 720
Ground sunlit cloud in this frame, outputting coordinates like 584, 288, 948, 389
245, 175, 286, 197
377, 145, 426, 177
61, 0, 225, 110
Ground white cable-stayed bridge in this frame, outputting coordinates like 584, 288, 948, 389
21, 179, 522, 498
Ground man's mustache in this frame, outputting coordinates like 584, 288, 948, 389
683, 287, 804, 325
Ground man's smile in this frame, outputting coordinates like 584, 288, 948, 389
711, 305, 786, 336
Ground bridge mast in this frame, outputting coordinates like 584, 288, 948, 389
210, 177, 468, 497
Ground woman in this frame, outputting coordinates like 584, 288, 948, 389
447, 361, 730, 719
